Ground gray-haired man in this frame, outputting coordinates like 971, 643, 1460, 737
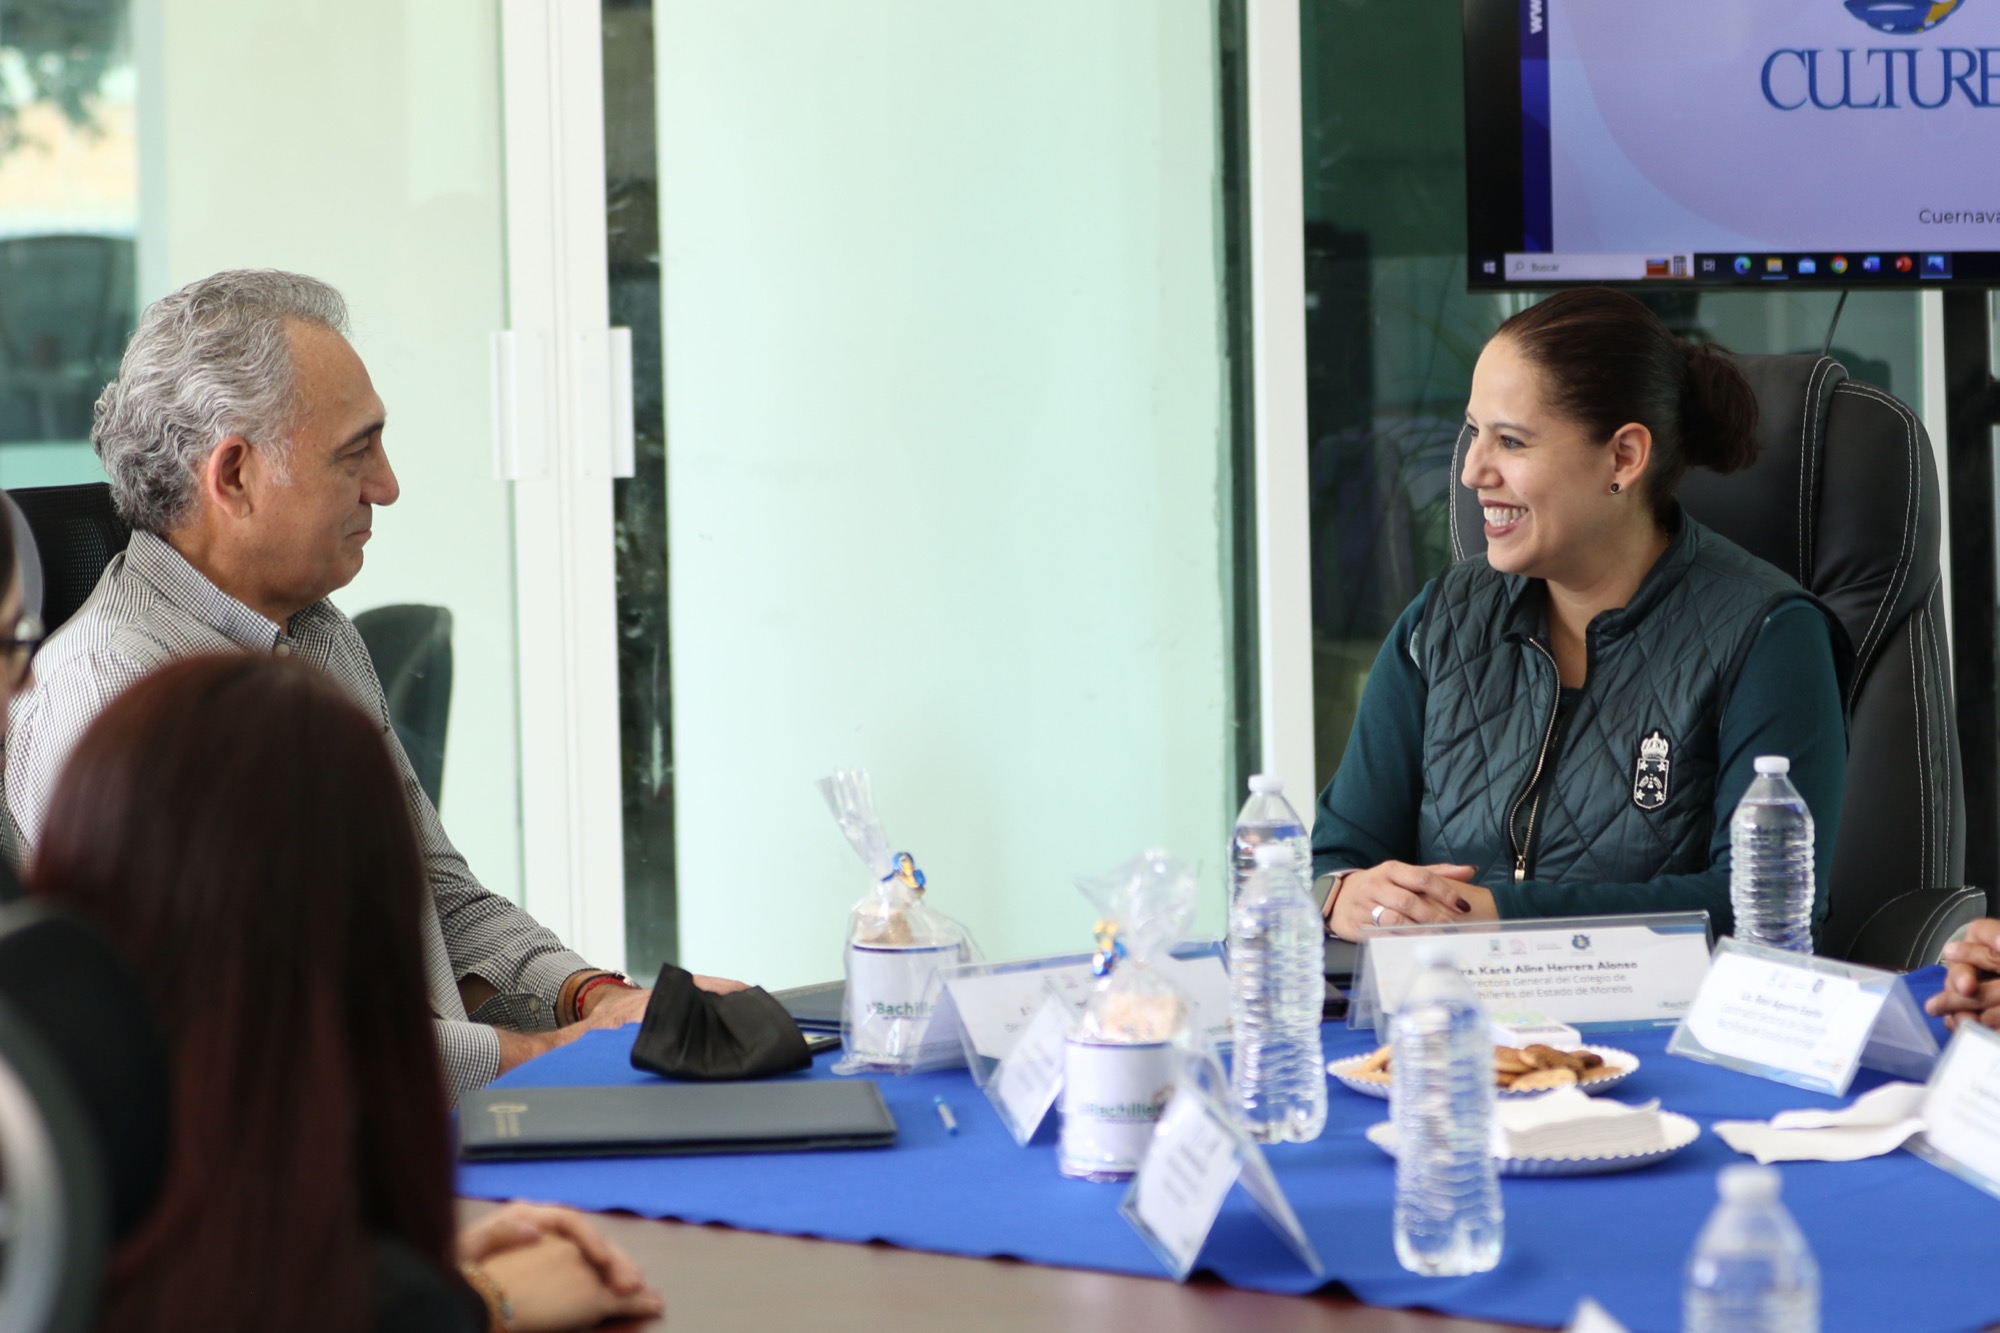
2, 269, 738, 1100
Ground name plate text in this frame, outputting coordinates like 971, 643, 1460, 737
1353, 912, 1711, 1036
1667, 937, 1938, 1096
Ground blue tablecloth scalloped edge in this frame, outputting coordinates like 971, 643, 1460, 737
458, 965, 1997, 1333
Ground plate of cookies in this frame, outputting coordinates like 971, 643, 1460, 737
1326, 1043, 1639, 1100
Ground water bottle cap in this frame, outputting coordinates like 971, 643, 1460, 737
1752, 755, 1791, 775
1248, 773, 1283, 794
1717, 1164, 1781, 1204
1252, 844, 1292, 868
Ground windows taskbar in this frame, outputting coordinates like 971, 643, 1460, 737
1470, 251, 2000, 288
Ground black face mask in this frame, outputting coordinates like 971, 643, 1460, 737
629, 965, 812, 1081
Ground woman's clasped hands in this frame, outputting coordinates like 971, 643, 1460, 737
1322, 861, 1500, 941
458, 1203, 665, 1330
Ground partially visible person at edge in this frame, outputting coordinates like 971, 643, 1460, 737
0, 268, 743, 1099
1928, 917, 2000, 1031
0, 497, 43, 901
31, 653, 664, 1333
1313, 287, 1849, 942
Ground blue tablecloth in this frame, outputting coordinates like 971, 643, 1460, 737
459, 966, 1999, 1333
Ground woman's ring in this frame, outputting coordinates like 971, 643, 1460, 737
1370, 904, 1385, 925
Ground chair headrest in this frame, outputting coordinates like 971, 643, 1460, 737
1679, 353, 1844, 584
6, 484, 130, 635
1683, 353, 1939, 684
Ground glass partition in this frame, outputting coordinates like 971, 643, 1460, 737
136, 1, 524, 900
0, 5, 135, 487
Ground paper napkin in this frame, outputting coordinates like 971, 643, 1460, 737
1711, 1081, 1928, 1163
1491, 1087, 1668, 1159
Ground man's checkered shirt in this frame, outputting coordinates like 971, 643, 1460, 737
2, 529, 590, 1101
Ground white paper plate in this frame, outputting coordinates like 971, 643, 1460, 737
1326, 1046, 1640, 1101
1363, 1111, 1700, 1176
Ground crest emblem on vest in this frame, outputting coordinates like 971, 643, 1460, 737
1631, 728, 1672, 811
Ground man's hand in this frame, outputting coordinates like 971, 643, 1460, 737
1927, 918, 2000, 1031
579, 984, 651, 1028
576, 972, 752, 1027
1325, 861, 1479, 941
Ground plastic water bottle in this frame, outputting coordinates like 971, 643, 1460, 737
1729, 756, 1815, 953
1230, 774, 1311, 913
1228, 843, 1328, 1143
1391, 944, 1502, 1276
1683, 1165, 1819, 1333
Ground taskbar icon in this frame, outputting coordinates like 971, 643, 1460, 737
1695, 251, 1957, 284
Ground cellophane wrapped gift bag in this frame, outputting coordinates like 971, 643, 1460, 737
1058, 848, 1197, 1180
819, 770, 975, 1075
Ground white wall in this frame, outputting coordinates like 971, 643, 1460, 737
140, 0, 525, 901
657, 2, 1236, 987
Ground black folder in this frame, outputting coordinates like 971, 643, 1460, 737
772, 980, 845, 1033
459, 1081, 898, 1161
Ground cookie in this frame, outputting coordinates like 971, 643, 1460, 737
1509, 1065, 1579, 1091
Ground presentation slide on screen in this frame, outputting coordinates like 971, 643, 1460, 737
1546, 0, 2000, 254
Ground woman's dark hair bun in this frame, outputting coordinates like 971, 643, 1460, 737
1679, 339, 1759, 475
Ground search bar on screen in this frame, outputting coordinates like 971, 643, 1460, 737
1503, 253, 1661, 281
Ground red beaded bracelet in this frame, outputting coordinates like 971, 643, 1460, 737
573, 971, 637, 1022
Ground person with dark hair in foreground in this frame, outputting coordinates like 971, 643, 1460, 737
1315, 287, 1848, 942
0, 499, 42, 899
30, 654, 663, 1332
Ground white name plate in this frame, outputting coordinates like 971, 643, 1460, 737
1119, 1060, 1320, 1282
1911, 1020, 2000, 1202
983, 994, 1071, 1146
1352, 912, 1711, 1038
1667, 937, 1939, 1096
937, 944, 1232, 1064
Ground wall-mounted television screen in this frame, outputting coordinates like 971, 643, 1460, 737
1464, 0, 2000, 289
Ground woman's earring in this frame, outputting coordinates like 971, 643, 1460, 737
1609, 481, 1622, 494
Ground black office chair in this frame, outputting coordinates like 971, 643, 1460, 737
0, 902, 174, 1333
1449, 353, 1980, 969
354, 604, 455, 807
8, 482, 128, 634
0, 995, 105, 1333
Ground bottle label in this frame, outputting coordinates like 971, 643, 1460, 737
1059, 1039, 1177, 1177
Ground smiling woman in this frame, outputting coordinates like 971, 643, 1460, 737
1311, 287, 1849, 945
